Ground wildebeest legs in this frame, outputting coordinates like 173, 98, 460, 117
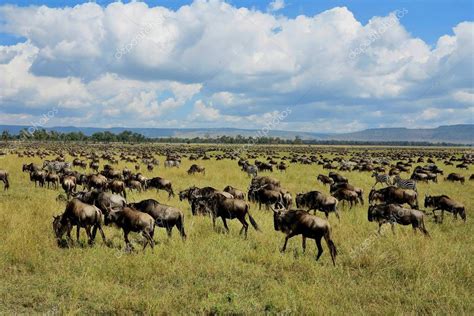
280, 230, 298, 252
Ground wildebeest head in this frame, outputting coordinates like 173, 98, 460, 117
52, 215, 68, 239
368, 189, 383, 204
295, 193, 304, 208
367, 205, 376, 222
424, 195, 434, 208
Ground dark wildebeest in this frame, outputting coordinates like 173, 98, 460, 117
45, 172, 60, 189
52, 198, 107, 245
129, 199, 186, 240
179, 186, 218, 215
187, 164, 206, 175
148, 177, 175, 199
445, 173, 465, 184
328, 172, 348, 184
369, 186, 419, 209
424, 195, 466, 223
367, 204, 430, 236
251, 176, 280, 188
223, 185, 245, 200
332, 188, 359, 209
105, 206, 155, 251
272, 207, 337, 266
30, 170, 46, 187
296, 191, 340, 220
317, 174, 334, 186
248, 185, 282, 210
109, 179, 127, 199
198, 193, 260, 238
0, 170, 10, 191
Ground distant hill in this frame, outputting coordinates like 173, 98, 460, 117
0, 124, 472, 144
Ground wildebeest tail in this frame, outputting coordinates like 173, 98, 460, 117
177, 212, 187, 240
4, 173, 9, 190
246, 204, 260, 231
420, 216, 430, 237
324, 228, 338, 266
123, 185, 127, 199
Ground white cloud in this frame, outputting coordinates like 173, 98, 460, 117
0, 1, 472, 131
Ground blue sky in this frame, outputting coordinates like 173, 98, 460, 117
0, 0, 472, 132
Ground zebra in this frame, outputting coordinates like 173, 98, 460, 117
242, 163, 258, 178
392, 175, 417, 192
371, 172, 392, 188
164, 160, 180, 168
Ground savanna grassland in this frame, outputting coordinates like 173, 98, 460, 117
0, 144, 473, 315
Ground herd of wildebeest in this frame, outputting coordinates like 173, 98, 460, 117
0, 144, 472, 266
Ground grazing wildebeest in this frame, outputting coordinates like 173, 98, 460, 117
317, 174, 334, 186
89, 161, 99, 172
369, 186, 419, 209
0, 170, 10, 191
371, 172, 392, 187
148, 177, 175, 199
105, 206, 155, 251
129, 199, 186, 240
277, 162, 287, 172
127, 179, 143, 193
250, 176, 280, 188
296, 191, 340, 220
187, 164, 206, 175
332, 188, 359, 209
198, 193, 260, 238
445, 173, 465, 184
223, 185, 245, 200
424, 195, 466, 223
272, 207, 337, 266
109, 179, 127, 199
368, 204, 430, 236
52, 198, 106, 245
88, 174, 108, 191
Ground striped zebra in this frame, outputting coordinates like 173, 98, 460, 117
242, 163, 258, 178
392, 175, 417, 192
371, 172, 391, 188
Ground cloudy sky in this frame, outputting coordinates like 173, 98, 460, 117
0, 0, 472, 132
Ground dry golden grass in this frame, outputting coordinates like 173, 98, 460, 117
0, 147, 473, 314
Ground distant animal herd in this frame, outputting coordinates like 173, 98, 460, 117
0, 146, 472, 266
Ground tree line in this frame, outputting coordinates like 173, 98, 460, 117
0, 128, 467, 147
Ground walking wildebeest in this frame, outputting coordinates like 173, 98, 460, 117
52, 198, 107, 245
148, 177, 175, 199
317, 174, 334, 186
272, 207, 337, 265
329, 182, 364, 205
61, 175, 77, 199
367, 204, 430, 236
332, 188, 359, 209
105, 206, 155, 251
197, 193, 260, 238
0, 170, 10, 190
129, 199, 186, 240
109, 179, 127, 199
248, 185, 282, 210
187, 164, 206, 175
223, 185, 245, 199
328, 172, 348, 184
296, 191, 340, 220
424, 195, 466, 223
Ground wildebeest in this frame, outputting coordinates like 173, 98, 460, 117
61, 175, 77, 198
296, 191, 339, 220
187, 164, 206, 175
332, 188, 359, 209
45, 172, 60, 189
148, 177, 175, 199
424, 195, 466, 223
0, 170, 10, 191
129, 199, 186, 240
328, 172, 347, 184
329, 182, 364, 205
109, 179, 127, 199
198, 193, 260, 238
105, 206, 155, 251
367, 204, 430, 236
369, 186, 419, 209
272, 207, 337, 266
30, 170, 46, 187
445, 173, 465, 184
223, 185, 245, 199
248, 185, 282, 210
317, 174, 334, 186
52, 198, 107, 245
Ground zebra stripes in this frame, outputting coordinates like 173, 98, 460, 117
392, 175, 417, 192
371, 172, 391, 187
